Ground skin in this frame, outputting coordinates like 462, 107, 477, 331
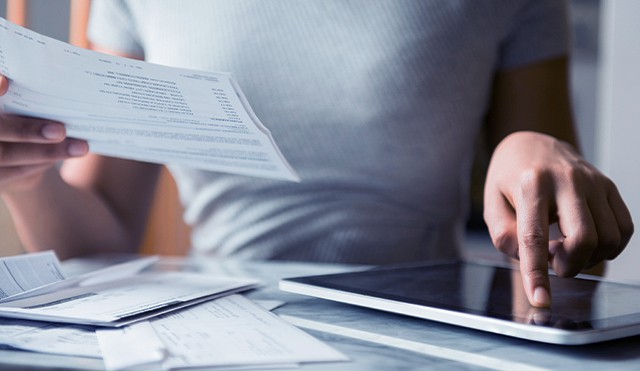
0, 52, 633, 306
483, 57, 634, 307
0, 49, 161, 259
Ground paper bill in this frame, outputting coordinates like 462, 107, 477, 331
0, 251, 65, 300
0, 17, 299, 181
97, 295, 348, 370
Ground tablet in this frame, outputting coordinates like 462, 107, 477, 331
279, 261, 640, 345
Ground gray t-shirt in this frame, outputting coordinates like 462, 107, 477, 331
88, 0, 568, 264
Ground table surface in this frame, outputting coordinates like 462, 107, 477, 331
2, 251, 640, 371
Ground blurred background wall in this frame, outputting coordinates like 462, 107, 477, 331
597, 0, 640, 283
0, 0, 638, 283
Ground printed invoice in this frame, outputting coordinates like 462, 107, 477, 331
0, 17, 299, 181
97, 295, 348, 370
0, 252, 259, 327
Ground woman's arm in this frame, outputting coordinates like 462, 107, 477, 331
1, 48, 163, 259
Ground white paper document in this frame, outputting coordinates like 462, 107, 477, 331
0, 271, 260, 327
0, 253, 260, 326
0, 299, 281, 360
0, 17, 299, 181
0, 251, 65, 300
97, 295, 348, 370
0, 318, 101, 358
0, 254, 158, 304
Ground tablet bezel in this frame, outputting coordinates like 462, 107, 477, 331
279, 261, 640, 345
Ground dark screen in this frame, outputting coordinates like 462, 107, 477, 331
290, 262, 640, 330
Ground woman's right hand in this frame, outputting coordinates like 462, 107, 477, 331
0, 75, 89, 192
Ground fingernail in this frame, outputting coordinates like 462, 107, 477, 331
67, 141, 88, 157
533, 287, 551, 307
42, 124, 65, 140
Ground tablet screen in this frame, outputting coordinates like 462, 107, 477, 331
285, 262, 640, 331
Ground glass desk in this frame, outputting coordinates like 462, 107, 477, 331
1, 255, 640, 370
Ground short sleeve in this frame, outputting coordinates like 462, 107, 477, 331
88, 0, 144, 57
498, 0, 570, 70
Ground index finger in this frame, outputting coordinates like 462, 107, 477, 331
516, 182, 552, 307
0, 75, 8, 95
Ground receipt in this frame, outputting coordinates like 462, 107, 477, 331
0, 17, 299, 181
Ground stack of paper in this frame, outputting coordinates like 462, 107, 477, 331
0, 252, 259, 327
0, 252, 348, 369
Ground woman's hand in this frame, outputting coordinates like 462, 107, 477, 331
0, 75, 88, 192
483, 131, 633, 307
